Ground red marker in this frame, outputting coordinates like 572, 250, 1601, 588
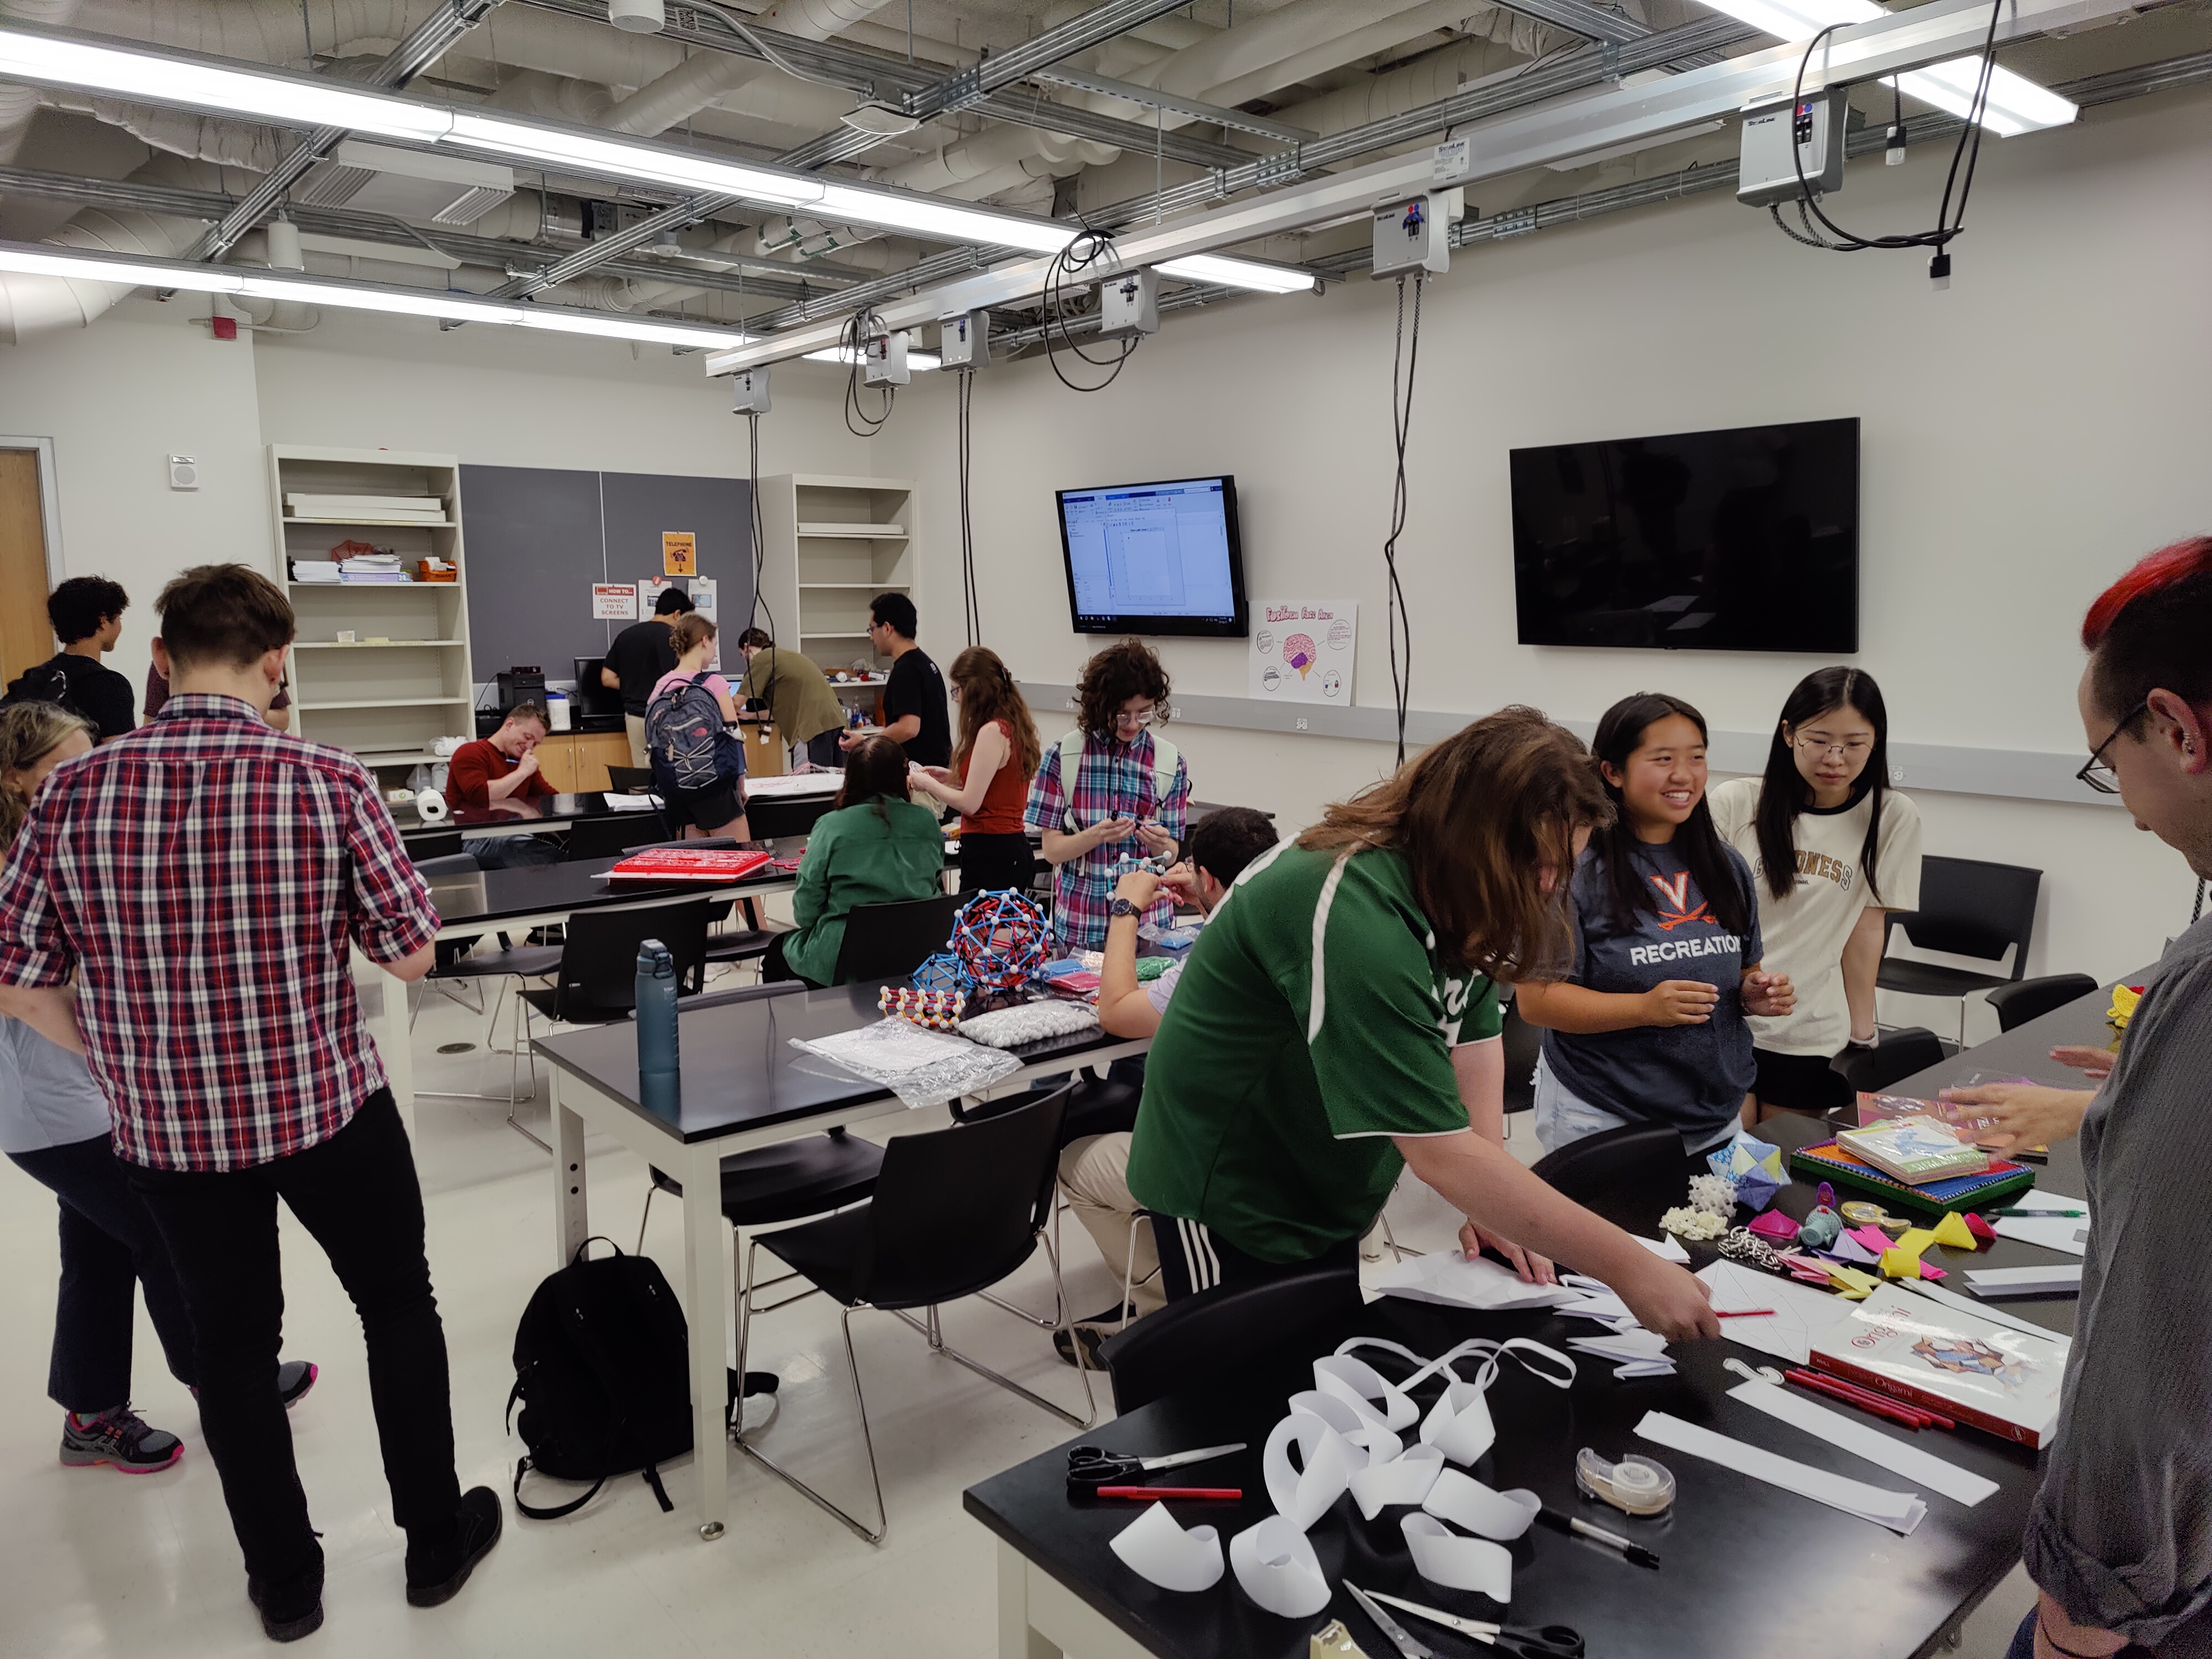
1717, 1309, 1777, 1319
1093, 1486, 1243, 1501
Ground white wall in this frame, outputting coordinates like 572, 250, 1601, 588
874, 86, 2212, 1000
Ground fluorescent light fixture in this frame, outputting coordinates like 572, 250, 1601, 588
803, 345, 943, 370
444, 112, 825, 208
0, 240, 752, 349
1882, 58, 2078, 135
1155, 253, 1316, 294
812, 183, 1076, 255
1694, 0, 1878, 41
0, 27, 456, 142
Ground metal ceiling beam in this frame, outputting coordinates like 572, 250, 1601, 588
1027, 66, 1318, 143
1493, 0, 1652, 45
705, 0, 2135, 373
184, 0, 502, 262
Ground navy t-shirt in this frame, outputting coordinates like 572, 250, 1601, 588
1540, 837, 1763, 1142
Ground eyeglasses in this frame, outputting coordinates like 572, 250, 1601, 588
1793, 735, 1873, 758
2076, 699, 2148, 795
1115, 708, 1156, 728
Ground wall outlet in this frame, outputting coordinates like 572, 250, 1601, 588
1890, 765, 1906, 783
1296, 718, 1309, 731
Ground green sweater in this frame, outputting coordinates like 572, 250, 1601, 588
740, 646, 848, 748
780, 799, 947, 986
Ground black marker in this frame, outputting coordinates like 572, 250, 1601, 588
1537, 1506, 1660, 1569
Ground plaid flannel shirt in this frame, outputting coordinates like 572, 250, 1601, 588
1023, 729, 1190, 951
0, 695, 439, 1171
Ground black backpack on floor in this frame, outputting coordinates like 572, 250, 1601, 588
507, 1238, 698, 1519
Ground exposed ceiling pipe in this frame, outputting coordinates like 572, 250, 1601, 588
1258, 17, 1574, 142
0, 0, 82, 165
0, 198, 197, 345
1206, 2, 1552, 111
40, 88, 291, 169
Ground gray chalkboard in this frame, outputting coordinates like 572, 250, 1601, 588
458, 464, 754, 684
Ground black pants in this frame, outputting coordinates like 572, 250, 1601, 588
959, 831, 1035, 895
131, 1092, 461, 1594
1155, 1225, 1361, 1303
804, 730, 844, 770
8, 1134, 199, 1413
469, 833, 562, 870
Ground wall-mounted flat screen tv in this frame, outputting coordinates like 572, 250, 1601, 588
1057, 474, 1249, 637
1510, 417, 1860, 652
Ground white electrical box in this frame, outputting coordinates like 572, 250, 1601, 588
1098, 268, 1160, 340
730, 366, 770, 414
1738, 90, 1847, 206
862, 327, 910, 385
940, 309, 989, 368
1372, 193, 1448, 279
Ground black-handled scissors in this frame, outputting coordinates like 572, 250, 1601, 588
1349, 1583, 1585, 1659
1065, 1441, 1244, 1488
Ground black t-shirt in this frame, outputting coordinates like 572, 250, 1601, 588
604, 619, 678, 716
882, 646, 950, 768
11, 652, 137, 740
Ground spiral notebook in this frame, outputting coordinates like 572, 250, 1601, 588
1788, 1139, 2036, 1217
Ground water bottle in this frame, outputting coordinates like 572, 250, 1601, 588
635, 940, 680, 1088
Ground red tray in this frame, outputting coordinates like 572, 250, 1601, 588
606, 848, 774, 883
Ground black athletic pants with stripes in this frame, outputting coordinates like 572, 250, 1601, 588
1154, 1219, 1362, 1303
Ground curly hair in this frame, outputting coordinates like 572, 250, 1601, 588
1074, 638, 1170, 740
669, 613, 717, 657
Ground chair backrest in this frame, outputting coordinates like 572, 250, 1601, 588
412, 852, 481, 878
1499, 994, 1541, 1117
621, 836, 744, 855
745, 791, 839, 842
1099, 1267, 1363, 1416
1883, 855, 2043, 980
565, 814, 668, 862
1528, 1121, 1686, 1208
408, 828, 465, 862
549, 897, 711, 1022
857, 1087, 1070, 1310
834, 893, 962, 984
607, 765, 655, 794
1833, 1027, 1948, 1094
1986, 973, 2099, 1032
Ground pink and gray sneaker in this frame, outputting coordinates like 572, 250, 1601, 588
60, 1405, 182, 1473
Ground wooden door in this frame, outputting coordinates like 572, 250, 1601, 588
0, 451, 51, 689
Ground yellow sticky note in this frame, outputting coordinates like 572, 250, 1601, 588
1931, 1211, 1977, 1251
1880, 1248, 1924, 1280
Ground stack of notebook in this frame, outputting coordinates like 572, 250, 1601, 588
1788, 1138, 2037, 1216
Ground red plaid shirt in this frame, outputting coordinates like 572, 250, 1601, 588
0, 695, 439, 1171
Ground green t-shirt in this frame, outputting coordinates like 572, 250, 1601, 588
1126, 842, 1503, 1263
740, 646, 848, 747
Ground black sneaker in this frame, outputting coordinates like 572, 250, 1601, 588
246, 1571, 325, 1643
406, 1486, 503, 1609
59, 1405, 182, 1473
1053, 1323, 1109, 1369
191, 1359, 319, 1411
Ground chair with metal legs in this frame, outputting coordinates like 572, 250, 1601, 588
733, 1085, 1094, 1543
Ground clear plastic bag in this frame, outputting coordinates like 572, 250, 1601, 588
788, 1018, 1019, 1108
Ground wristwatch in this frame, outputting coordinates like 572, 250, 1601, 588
1108, 898, 1142, 919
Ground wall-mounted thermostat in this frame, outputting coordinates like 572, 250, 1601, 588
168, 455, 199, 491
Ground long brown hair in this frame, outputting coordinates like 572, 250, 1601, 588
947, 646, 1041, 780
834, 733, 912, 823
0, 702, 94, 852
1298, 706, 1613, 979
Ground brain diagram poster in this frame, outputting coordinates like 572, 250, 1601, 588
1249, 600, 1356, 704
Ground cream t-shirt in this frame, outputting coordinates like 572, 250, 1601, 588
1708, 776, 1923, 1057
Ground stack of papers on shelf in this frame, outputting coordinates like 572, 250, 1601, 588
1965, 1262, 2083, 1298
290, 560, 341, 583
288, 493, 444, 520
339, 552, 408, 584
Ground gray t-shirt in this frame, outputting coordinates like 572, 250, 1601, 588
0, 1012, 112, 1155
1539, 838, 1762, 1144
2024, 915, 2212, 1656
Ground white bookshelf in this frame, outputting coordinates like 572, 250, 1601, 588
756, 473, 914, 702
267, 445, 474, 774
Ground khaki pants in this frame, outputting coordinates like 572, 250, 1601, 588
1057, 1132, 1162, 1318
624, 713, 650, 771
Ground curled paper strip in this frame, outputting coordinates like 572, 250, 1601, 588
1423, 1468, 1542, 1541
1349, 1442, 1446, 1520
1313, 1354, 1418, 1433
1262, 1411, 1354, 1531
1287, 1390, 1401, 1468
1419, 1380, 1496, 1467
1110, 1501, 1225, 1593
1229, 1516, 1333, 1618
1403, 1513, 1514, 1601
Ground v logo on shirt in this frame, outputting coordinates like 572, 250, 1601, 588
1648, 870, 1714, 932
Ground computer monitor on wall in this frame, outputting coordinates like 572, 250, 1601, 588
1056, 474, 1250, 638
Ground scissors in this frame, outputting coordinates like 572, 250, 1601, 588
1346, 1583, 1585, 1659
1065, 1441, 1244, 1489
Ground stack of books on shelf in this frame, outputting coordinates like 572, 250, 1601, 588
286, 493, 444, 523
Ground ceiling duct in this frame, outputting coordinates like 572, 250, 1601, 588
295, 138, 515, 226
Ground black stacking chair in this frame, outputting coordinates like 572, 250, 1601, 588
1877, 856, 2044, 1042
566, 812, 666, 861
1833, 1026, 1948, 1095
833, 893, 962, 984
734, 1087, 1091, 1543
1500, 992, 1541, 1117
607, 765, 656, 794
1528, 1121, 1685, 1222
1098, 1266, 1363, 1415
1987, 973, 2099, 1032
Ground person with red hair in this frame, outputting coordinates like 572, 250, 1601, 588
1948, 536, 2212, 1659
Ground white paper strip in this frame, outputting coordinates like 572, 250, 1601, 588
1724, 1380, 2001, 1507
1966, 1264, 2084, 1293
1229, 1516, 1332, 1617
1349, 1443, 1445, 1521
1111, 1502, 1225, 1592
1635, 1411, 1927, 1535
1314, 1354, 1418, 1432
1418, 1380, 1496, 1467
1422, 1469, 1542, 1540
1286, 1391, 1401, 1467
1404, 1513, 1514, 1600
1262, 1411, 1354, 1530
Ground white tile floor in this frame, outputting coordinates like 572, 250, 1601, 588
0, 979, 2036, 1658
